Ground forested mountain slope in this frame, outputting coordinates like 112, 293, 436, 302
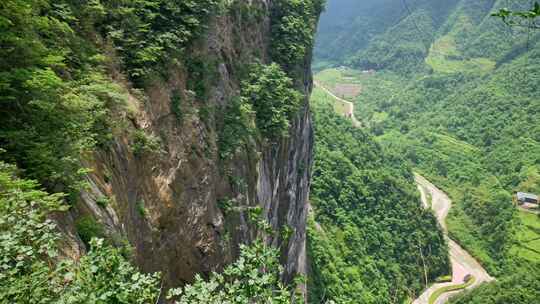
315, 0, 461, 71
308, 88, 449, 304
316, 0, 537, 73
314, 0, 402, 69
315, 0, 540, 302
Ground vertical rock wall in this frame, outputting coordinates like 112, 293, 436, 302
64, 0, 316, 292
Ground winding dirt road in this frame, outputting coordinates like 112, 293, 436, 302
413, 174, 494, 304
314, 81, 362, 128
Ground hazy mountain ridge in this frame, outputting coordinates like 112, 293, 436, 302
314, 0, 540, 303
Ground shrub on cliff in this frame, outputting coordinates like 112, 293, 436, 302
271, 0, 325, 68
0, 161, 161, 303
218, 96, 256, 160
0, 0, 223, 194
241, 63, 302, 141
0, 1, 128, 195
1, 161, 300, 303
102, 0, 221, 80
168, 240, 298, 304
219, 62, 301, 158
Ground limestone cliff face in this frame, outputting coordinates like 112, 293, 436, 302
63, 0, 316, 290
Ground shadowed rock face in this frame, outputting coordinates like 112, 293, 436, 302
62, 0, 316, 292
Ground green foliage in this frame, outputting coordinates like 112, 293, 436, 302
241, 63, 302, 141
185, 56, 220, 101
102, 0, 221, 80
75, 216, 104, 247
0, 161, 160, 303
271, 0, 325, 67
167, 240, 296, 304
217, 97, 255, 160
170, 89, 183, 122
217, 198, 234, 216
247, 206, 263, 222
229, 0, 267, 24
307, 94, 449, 304
60, 238, 161, 304
449, 269, 540, 304
131, 130, 161, 156
247, 206, 273, 234
95, 196, 110, 208
493, 2, 540, 28
0, 161, 66, 303
281, 225, 294, 242
0, 0, 128, 193
136, 199, 147, 218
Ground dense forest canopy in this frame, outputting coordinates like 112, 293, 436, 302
0, 160, 301, 303
314, 0, 540, 303
1, 0, 539, 303
308, 89, 449, 304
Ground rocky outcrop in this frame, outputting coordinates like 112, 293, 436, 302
65, 0, 316, 291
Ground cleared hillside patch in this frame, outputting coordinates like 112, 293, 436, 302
510, 212, 540, 262
426, 35, 495, 74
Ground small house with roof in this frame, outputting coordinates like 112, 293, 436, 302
517, 192, 539, 205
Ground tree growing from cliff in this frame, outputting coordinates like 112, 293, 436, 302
0, 0, 225, 195
493, 1, 540, 28
241, 63, 302, 141
1, 160, 299, 303
0, 161, 161, 303
167, 240, 298, 304
271, 0, 326, 68
0, 0, 132, 196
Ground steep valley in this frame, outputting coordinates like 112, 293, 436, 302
1, 0, 539, 303
313, 0, 540, 303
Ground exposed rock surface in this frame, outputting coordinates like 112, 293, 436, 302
63, 0, 316, 292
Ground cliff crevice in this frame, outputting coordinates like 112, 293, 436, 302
62, 0, 319, 292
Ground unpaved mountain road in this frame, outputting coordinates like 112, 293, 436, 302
413, 174, 494, 304
313, 81, 362, 128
